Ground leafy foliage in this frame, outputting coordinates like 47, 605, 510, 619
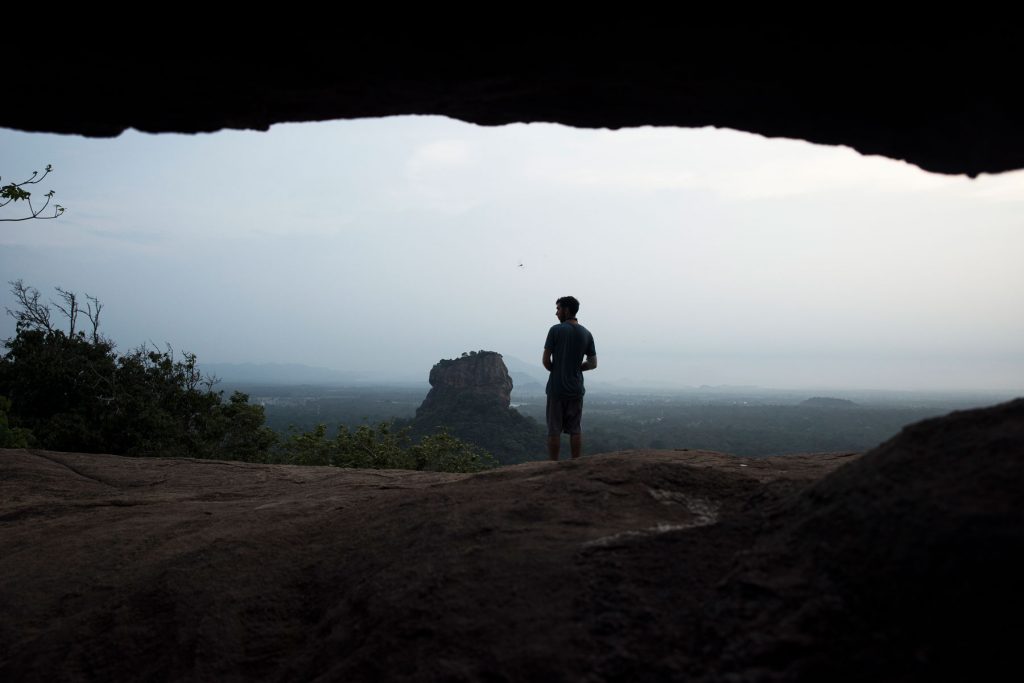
272, 421, 496, 473
0, 395, 33, 447
1, 165, 65, 221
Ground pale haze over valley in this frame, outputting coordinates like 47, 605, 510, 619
2, 116, 1022, 393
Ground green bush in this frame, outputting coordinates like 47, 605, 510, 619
274, 421, 496, 473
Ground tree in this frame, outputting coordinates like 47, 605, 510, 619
8, 279, 102, 341
1, 165, 65, 221
0, 395, 33, 447
1, 281, 275, 460
214, 391, 278, 461
0, 324, 118, 452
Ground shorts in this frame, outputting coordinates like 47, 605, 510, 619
546, 396, 584, 436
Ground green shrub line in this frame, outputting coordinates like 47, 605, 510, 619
1, 282, 496, 473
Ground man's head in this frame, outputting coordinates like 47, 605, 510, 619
555, 296, 580, 322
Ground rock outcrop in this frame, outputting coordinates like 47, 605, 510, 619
702, 397, 1024, 681
407, 351, 544, 464
419, 351, 513, 414
3, 398, 1022, 680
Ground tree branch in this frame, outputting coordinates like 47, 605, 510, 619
7, 279, 53, 333
1, 165, 66, 221
53, 287, 80, 336
85, 293, 103, 343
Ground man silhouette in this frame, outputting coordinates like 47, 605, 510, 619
542, 296, 597, 460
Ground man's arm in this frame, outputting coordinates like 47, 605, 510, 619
582, 355, 597, 371
543, 349, 553, 372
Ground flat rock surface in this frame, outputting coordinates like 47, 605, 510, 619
2, 400, 1022, 681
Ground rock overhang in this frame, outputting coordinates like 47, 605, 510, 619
4, 29, 1023, 177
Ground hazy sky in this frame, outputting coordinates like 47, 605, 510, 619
2, 116, 1022, 392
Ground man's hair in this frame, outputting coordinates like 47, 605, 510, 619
556, 296, 580, 316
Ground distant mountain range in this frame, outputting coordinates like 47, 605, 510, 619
198, 361, 1015, 405
801, 396, 859, 408
199, 363, 375, 386
201, 357, 768, 395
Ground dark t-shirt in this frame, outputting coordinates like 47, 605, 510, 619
544, 322, 596, 399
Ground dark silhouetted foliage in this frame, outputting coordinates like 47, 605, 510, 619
271, 421, 496, 473
0, 395, 32, 447
0, 282, 274, 459
1, 282, 494, 473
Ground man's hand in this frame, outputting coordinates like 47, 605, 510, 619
581, 355, 598, 371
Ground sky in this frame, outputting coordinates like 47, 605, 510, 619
2, 116, 1023, 393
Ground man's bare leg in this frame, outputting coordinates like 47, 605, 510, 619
547, 435, 561, 461
570, 434, 582, 459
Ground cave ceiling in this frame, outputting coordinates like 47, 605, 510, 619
4, 29, 1021, 177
